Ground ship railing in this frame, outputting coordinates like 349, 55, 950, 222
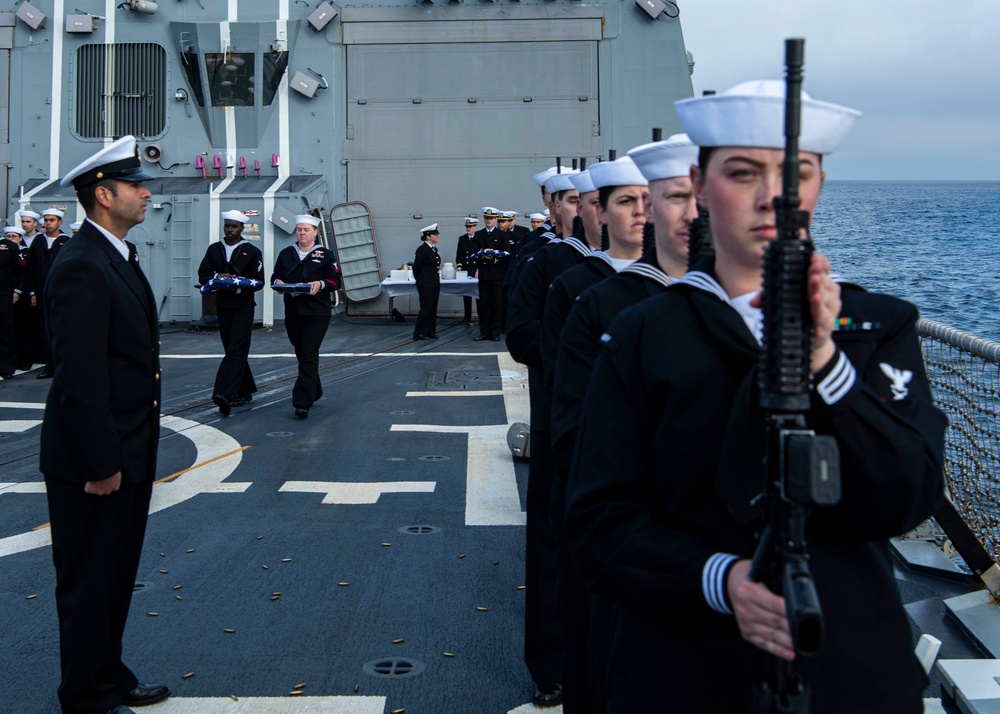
918, 318, 1000, 582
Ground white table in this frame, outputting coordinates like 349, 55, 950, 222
379, 278, 479, 320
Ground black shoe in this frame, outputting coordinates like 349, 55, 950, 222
531, 683, 563, 708
473, 335, 488, 341
122, 682, 170, 706
491, 336, 501, 342
428, 334, 439, 339
36, 370, 53, 379
213, 393, 232, 416
108, 707, 137, 714
231, 394, 253, 407
294, 407, 309, 419
412, 335, 428, 341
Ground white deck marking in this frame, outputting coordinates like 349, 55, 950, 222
509, 704, 564, 713
0, 419, 43, 433
279, 481, 436, 504
138, 695, 386, 713
392, 352, 529, 526
406, 390, 504, 397
0, 407, 249, 558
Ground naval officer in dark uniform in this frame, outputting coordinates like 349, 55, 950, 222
0, 225, 26, 379
412, 223, 441, 340
42, 135, 169, 714
198, 210, 265, 415
566, 80, 946, 713
271, 214, 342, 419
472, 207, 517, 341
455, 217, 479, 325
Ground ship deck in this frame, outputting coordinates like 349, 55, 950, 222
0, 316, 986, 713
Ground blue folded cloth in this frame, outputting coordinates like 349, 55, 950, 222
199, 276, 263, 294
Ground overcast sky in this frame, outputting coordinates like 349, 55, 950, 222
675, 1, 1000, 180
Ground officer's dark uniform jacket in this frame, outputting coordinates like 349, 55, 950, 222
505, 236, 592, 431
0, 238, 26, 373
412, 241, 441, 286
271, 244, 341, 316
472, 228, 517, 281
40, 223, 160, 485
197, 240, 265, 308
455, 233, 477, 273
565, 262, 947, 713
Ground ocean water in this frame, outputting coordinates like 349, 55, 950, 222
811, 181, 1000, 342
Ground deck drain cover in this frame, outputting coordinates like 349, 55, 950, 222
418, 454, 449, 462
266, 432, 294, 437
427, 370, 501, 391
390, 410, 414, 415
362, 658, 425, 679
399, 525, 441, 535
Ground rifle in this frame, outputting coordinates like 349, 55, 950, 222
750, 38, 842, 714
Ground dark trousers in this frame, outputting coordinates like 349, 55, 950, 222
14, 296, 33, 369
414, 285, 440, 338
0, 295, 16, 374
478, 279, 504, 338
45, 478, 153, 714
525, 428, 563, 686
461, 295, 476, 323
33, 300, 49, 366
552, 470, 607, 713
284, 313, 329, 409
214, 303, 257, 400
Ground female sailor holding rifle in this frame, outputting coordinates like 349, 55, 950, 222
271, 214, 341, 419
565, 78, 946, 712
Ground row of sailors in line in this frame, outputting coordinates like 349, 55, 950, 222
490, 79, 944, 714
0, 209, 81, 379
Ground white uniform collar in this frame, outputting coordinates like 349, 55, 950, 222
86, 218, 130, 260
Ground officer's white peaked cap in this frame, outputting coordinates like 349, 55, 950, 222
675, 80, 860, 155
420, 223, 439, 234
60, 135, 155, 190
628, 134, 698, 181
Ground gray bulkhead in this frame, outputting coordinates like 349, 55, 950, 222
2, 0, 692, 323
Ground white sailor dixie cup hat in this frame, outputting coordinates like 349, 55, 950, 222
42, 208, 65, 218
528, 213, 545, 221
420, 223, 439, 235
543, 170, 580, 194
532, 166, 572, 187
60, 135, 155, 191
221, 210, 248, 223
587, 157, 648, 189
294, 214, 321, 227
627, 134, 699, 181
568, 169, 597, 194
4, 226, 25, 236
17, 209, 40, 220
674, 80, 860, 155
68, 222, 82, 231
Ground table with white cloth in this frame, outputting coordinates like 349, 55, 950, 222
379, 278, 479, 321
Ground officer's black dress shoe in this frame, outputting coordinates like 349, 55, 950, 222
36, 370, 53, 379
108, 706, 137, 714
231, 394, 253, 407
295, 407, 309, 419
491, 336, 501, 342
473, 335, 488, 341
428, 334, 439, 339
531, 682, 563, 707
412, 335, 428, 340
213, 393, 232, 416
122, 682, 170, 706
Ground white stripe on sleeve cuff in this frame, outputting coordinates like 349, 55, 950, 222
816, 351, 856, 405
703, 552, 739, 614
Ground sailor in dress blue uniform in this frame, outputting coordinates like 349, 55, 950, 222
412, 223, 441, 340
566, 80, 946, 713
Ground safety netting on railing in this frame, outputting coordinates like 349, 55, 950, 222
918, 318, 1000, 566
